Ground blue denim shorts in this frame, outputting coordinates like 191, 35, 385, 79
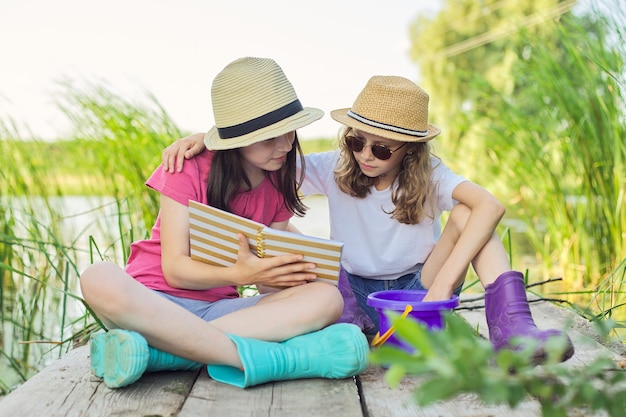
346, 264, 463, 334
154, 291, 267, 321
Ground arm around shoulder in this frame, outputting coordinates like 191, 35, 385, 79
162, 133, 206, 173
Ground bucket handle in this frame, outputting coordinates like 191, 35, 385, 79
371, 304, 413, 348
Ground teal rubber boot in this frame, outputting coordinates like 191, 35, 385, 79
89, 329, 201, 388
207, 323, 369, 388
89, 331, 107, 378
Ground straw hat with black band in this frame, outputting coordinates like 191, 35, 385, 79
204, 57, 323, 150
331, 76, 440, 143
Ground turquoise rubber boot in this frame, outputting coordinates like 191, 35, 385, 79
89, 329, 201, 388
89, 331, 107, 378
207, 323, 369, 388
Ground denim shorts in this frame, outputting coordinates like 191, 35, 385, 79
154, 291, 268, 321
346, 264, 463, 334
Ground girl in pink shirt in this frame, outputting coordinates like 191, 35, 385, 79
80, 57, 368, 389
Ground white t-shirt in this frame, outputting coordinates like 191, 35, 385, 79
300, 151, 467, 280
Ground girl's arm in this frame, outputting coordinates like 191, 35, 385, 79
423, 181, 507, 300
162, 133, 206, 173
159, 194, 318, 289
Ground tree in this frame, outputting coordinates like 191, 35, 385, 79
408, 0, 626, 293
409, 0, 574, 170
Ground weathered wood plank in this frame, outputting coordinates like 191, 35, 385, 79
179, 370, 363, 417
0, 345, 199, 417
359, 366, 543, 417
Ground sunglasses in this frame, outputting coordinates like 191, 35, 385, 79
345, 135, 407, 160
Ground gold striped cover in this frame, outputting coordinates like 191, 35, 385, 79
188, 200, 343, 284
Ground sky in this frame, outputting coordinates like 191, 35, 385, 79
0, 0, 442, 141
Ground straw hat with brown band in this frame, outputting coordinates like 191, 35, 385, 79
204, 57, 323, 150
331, 75, 440, 143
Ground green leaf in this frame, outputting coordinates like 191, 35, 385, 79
413, 376, 461, 406
592, 318, 617, 340
539, 399, 568, 417
384, 364, 408, 388
389, 313, 436, 357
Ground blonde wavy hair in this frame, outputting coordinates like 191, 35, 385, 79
333, 128, 438, 224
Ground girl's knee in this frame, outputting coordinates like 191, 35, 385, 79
81, 262, 115, 293
449, 203, 471, 226
441, 203, 472, 237
80, 261, 128, 313
302, 281, 344, 319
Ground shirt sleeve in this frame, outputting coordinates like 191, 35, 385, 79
300, 151, 339, 196
145, 151, 210, 206
431, 157, 467, 211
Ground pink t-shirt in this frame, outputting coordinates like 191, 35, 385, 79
125, 149, 292, 301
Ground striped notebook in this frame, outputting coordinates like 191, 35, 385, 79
188, 200, 343, 284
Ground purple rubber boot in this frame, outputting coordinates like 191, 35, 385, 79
336, 268, 374, 332
485, 271, 575, 363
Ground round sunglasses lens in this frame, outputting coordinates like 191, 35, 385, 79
372, 145, 392, 160
346, 136, 364, 152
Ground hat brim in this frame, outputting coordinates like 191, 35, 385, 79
204, 107, 324, 150
330, 108, 440, 143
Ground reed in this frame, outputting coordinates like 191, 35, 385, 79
0, 85, 181, 393
0, 132, 86, 392
54, 79, 187, 229
447, 4, 626, 300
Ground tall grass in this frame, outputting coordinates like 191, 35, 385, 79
0, 85, 183, 393
452, 4, 626, 297
412, 0, 625, 337
0, 134, 89, 392
478, 5, 625, 341
55, 79, 185, 231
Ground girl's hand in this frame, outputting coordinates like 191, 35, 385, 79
162, 133, 206, 173
421, 280, 454, 302
233, 233, 318, 287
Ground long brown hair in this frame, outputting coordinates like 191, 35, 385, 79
333, 128, 437, 224
206, 133, 307, 217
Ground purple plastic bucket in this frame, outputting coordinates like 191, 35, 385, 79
367, 290, 459, 351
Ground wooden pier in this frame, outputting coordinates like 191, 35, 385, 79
0, 296, 623, 417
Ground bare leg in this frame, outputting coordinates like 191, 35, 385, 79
210, 283, 343, 340
421, 204, 511, 292
80, 261, 343, 367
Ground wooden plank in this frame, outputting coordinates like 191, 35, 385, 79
0, 345, 199, 417
179, 370, 363, 417
359, 366, 543, 417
